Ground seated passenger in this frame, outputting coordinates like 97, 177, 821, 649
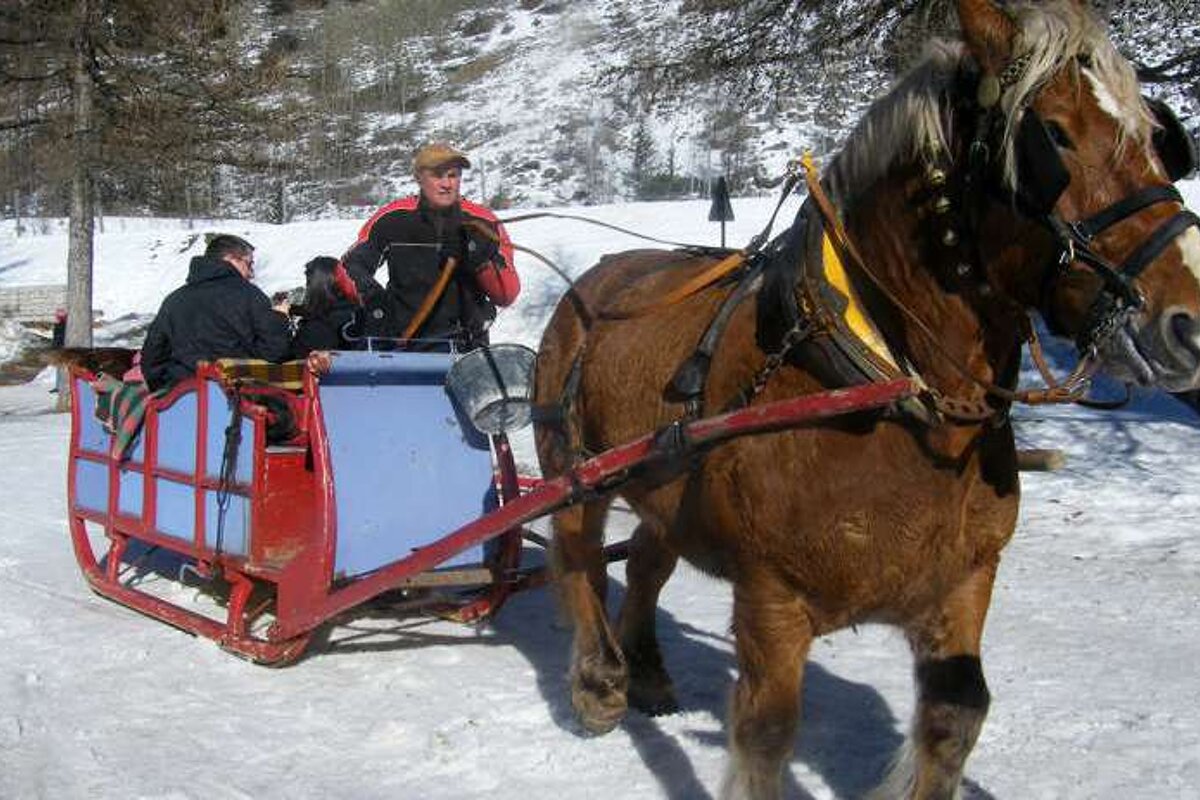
289, 256, 361, 359
141, 234, 292, 392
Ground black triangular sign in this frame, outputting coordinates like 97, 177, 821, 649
708, 176, 734, 221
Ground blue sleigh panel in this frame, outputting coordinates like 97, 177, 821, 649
319, 351, 493, 579
150, 380, 256, 555
73, 379, 145, 515
72, 379, 110, 514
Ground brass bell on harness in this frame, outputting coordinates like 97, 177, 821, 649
942, 228, 959, 247
934, 196, 952, 215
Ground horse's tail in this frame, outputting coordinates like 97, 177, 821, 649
532, 282, 595, 481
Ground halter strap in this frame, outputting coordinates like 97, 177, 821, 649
1069, 184, 1184, 242
1120, 209, 1200, 280
1046, 188, 1199, 340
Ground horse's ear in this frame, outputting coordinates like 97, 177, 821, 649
957, 0, 1017, 76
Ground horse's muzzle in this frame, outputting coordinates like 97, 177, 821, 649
1092, 307, 1200, 391
1131, 307, 1200, 391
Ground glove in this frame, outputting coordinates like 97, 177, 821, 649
464, 235, 500, 269
438, 235, 464, 267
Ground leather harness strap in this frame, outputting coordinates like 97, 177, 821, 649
601, 250, 748, 320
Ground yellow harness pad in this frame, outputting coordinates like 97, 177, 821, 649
819, 231, 900, 372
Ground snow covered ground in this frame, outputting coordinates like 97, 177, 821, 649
1, 187, 1199, 798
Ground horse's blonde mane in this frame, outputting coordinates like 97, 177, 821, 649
826, 0, 1154, 208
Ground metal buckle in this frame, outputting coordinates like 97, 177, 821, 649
1067, 220, 1094, 244
1058, 239, 1075, 268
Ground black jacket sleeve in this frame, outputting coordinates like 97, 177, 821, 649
246, 287, 293, 363
140, 312, 174, 392
344, 219, 389, 277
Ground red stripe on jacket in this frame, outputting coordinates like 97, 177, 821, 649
460, 199, 520, 307
336, 195, 519, 308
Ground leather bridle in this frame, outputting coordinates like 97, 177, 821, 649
1041, 184, 1200, 354
970, 57, 1200, 357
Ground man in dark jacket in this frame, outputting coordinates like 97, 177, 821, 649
338, 141, 519, 347
141, 234, 292, 391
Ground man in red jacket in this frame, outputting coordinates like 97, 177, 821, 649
337, 142, 519, 348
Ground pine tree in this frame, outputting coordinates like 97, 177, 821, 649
2, 0, 289, 408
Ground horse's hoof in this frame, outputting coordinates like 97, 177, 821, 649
572, 687, 628, 735
625, 652, 679, 716
572, 659, 629, 735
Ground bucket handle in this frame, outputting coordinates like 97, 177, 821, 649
481, 346, 512, 405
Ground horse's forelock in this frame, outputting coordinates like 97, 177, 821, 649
997, 0, 1152, 186
827, 0, 1151, 207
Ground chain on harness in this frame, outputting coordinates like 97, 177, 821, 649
729, 318, 814, 410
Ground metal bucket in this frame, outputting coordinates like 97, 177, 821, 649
444, 344, 537, 435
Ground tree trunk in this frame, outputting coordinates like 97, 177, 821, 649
59, 0, 96, 410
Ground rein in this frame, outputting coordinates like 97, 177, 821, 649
493, 176, 802, 322
497, 211, 730, 252
461, 217, 599, 324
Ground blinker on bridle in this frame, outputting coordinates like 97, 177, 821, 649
969, 53, 1200, 356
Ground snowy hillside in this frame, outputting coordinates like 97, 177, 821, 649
264, 0, 1197, 214
271, 0, 839, 211
395, 1, 847, 207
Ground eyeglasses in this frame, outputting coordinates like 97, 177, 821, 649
232, 253, 255, 277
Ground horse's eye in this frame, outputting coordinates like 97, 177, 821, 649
1046, 121, 1074, 150
1077, 52, 1093, 69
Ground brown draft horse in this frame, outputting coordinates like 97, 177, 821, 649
533, 1, 1200, 798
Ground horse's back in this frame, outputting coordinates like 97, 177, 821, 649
535, 249, 735, 448
534, 246, 1018, 609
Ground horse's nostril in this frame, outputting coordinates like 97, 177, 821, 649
1168, 312, 1200, 359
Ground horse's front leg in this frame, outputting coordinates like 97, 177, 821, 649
616, 520, 679, 716
551, 497, 629, 734
873, 561, 997, 800
721, 574, 814, 800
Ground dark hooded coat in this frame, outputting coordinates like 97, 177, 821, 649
141, 255, 292, 391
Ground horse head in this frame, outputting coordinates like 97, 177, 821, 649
829, 0, 1199, 396
959, 0, 1200, 391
